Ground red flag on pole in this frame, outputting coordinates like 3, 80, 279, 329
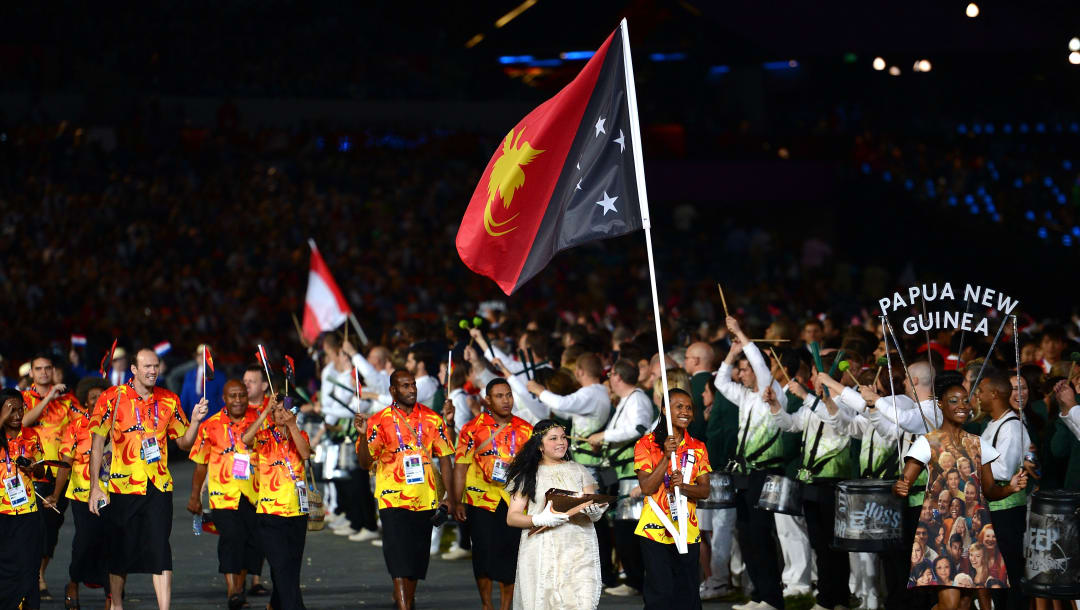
302, 239, 351, 344
455, 22, 643, 294
99, 338, 118, 379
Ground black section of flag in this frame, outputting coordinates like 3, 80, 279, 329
514, 25, 643, 291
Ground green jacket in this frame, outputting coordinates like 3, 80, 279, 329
1050, 417, 1080, 490
689, 371, 711, 443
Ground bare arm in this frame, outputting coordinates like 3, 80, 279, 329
241, 400, 275, 447
506, 491, 535, 529
285, 417, 311, 460
452, 462, 469, 522
188, 463, 207, 514
176, 396, 208, 451
23, 386, 62, 426
892, 458, 924, 497
981, 462, 1027, 500
88, 433, 108, 515
44, 456, 72, 508
678, 473, 711, 501
439, 455, 456, 511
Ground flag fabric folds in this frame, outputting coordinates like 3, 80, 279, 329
456, 21, 643, 295
302, 239, 351, 343
99, 338, 118, 379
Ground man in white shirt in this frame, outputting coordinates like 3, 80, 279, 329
320, 334, 378, 543
975, 369, 1031, 610
858, 360, 941, 437
342, 341, 393, 409
467, 328, 553, 424
404, 349, 439, 408
589, 359, 652, 597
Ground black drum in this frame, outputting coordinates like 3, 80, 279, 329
1021, 489, 1080, 600
832, 479, 903, 552
698, 472, 736, 509
756, 474, 802, 515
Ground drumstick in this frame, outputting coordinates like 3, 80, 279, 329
767, 348, 793, 387
750, 339, 790, 343
837, 360, 860, 389
290, 313, 310, 348
35, 489, 61, 514
717, 284, 730, 318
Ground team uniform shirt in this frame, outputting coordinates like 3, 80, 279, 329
603, 389, 654, 480
771, 393, 853, 482
455, 413, 532, 510
252, 425, 309, 517
363, 403, 454, 511
189, 408, 260, 510
713, 343, 787, 471
981, 410, 1031, 510
60, 414, 107, 502
820, 387, 899, 478
22, 386, 78, 480
250, 395, 272, 412
633, 432, 711, 544
538, 384, 611, 469
89, 382, 189, 495
1, 427, 44, 515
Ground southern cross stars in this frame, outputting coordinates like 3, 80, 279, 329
614, 129, 625, 153
595, 191, 618, 215
594, 117, 606, 137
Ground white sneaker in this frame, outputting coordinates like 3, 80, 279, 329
440, 546, 471, 560
333, 526, 357, 536
732, 602, 762, 610
348, 529, 380, 542
603, 584, 640, 596
371, 539, 383, 547
700, 582, 733, 600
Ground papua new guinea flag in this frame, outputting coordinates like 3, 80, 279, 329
456, 20, 644, 295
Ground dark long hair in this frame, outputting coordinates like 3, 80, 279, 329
0, 389, 24, 456
506, 419, 568, 503
653, 388, 692, 451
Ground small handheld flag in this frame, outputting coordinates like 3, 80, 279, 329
71, 334, 87, 347
256, 345, 276, 395
282, 355, 296, 396
153, 341, 172, 357
99, 338, 118, 379
202, 346, 215, 396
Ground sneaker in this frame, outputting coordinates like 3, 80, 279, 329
700, 582, 734, 600
732, 602, 762, 610
371, 539, 383, 547
441, 546, 471, 560
603, 584, 640, 597
348, 529, 380, 542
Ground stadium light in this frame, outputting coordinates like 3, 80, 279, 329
966, 3, 979, 18
1071, 51, 1080, 65
888, 66, 901, 76
913, 59, 932, 73
1070, 37, 1080, 52
872, 57, 886, 71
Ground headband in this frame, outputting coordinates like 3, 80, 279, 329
531, 422, 563, 438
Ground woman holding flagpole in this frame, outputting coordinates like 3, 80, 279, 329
634, 388, 711, 610
505, 419, 606, 610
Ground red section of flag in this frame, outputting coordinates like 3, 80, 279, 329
203, 346, 216, 380
99, 338, 118, 379
302, 239, 351, 343
455, 32, 615, 295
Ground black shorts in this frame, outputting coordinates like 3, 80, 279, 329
69, 500, 108, 587
379, 507, 434, 580
212, 497, 263, 574
467, 502, 520, 584
107, 485, 173, 574
0, 512, 42, 610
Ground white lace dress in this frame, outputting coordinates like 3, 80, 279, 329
513, 461, 602, 610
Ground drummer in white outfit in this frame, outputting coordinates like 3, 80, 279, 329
467, 328, 553, 425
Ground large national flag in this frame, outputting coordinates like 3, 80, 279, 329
456, 20, 644, 294
302, 239, 351, 343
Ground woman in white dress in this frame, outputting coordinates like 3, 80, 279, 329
506, 419, 608, 610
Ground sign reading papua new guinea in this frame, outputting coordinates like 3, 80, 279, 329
878, 283, 1020, 336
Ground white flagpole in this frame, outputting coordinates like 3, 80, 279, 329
620, 18, 687, 553
201, 346, 206, 397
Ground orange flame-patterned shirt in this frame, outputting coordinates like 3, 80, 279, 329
455, 412, 532, 511
362, 403, 454, 511
251, 425, 309, 517
22, 386, 79, 481
633, 432, 711, 545
89, 382, 189, 495
189, 408, 260, 510
1, 427, 44, 515
60, 412, 106, 503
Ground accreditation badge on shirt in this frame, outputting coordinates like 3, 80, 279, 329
140, 437, 162, 464
4, 475, 29, 507
491, 459, 509, 483
231, 453, 251, 480
403, 453, 425, 485
295, 481, 309, 514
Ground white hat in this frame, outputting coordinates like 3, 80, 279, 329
112, 347, 128, 361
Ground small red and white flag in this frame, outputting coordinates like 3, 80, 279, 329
71, 334, 87, 347
302, 239, 351, 344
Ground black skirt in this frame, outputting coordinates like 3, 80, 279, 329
212, 497, 264, 574
467, 501, 520, 584
69, 499, 108, 587
0, 511, 43, 610
379, 507, 435, 580
106, 484, 173, 574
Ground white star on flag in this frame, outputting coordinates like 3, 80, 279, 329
594, 117, 606, 137
595, 191, 618, 215
614, 129, 625, 153
576, 178, 582, 190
